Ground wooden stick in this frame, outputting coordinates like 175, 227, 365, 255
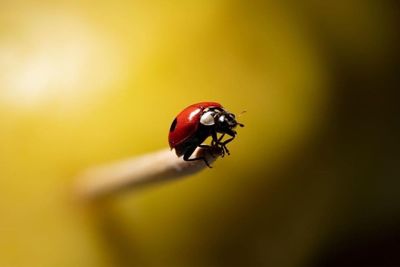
75, 147, 221, 201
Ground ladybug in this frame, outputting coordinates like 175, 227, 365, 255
168, 102, 244, 167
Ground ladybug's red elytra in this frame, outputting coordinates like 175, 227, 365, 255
168, 102, 244, 167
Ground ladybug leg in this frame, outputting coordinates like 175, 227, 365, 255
220, 133, 236, 155
221, 138, 234, 155
211, 131, 218, 146
211, 131, 234, 155
211, 131, 225, 146
211, 131, 225, 157
211, 133, 225, 146
183, 146, 212, 168
216, 134, 230, 155
217, 133, 226, 144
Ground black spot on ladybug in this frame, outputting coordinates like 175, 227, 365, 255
169, 118, 178, 132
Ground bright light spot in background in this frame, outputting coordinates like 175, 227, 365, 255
0, 11, 122, 109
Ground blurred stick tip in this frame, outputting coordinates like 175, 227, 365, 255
74, 146, 222, 201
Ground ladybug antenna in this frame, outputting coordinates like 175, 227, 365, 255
236, 110, 246, 127
238, 110, 247, 117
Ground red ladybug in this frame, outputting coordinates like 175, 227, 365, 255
169, 102, 244, 167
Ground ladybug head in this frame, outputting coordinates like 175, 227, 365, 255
200, 107, 244, 134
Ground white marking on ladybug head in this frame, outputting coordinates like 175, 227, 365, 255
189, 108, 201, 120
200, 111, 215, 126
218, 115, 225, 123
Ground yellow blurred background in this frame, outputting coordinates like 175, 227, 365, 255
1, 1, 399, 266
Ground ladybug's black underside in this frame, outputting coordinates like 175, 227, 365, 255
174, 125, 211, 157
